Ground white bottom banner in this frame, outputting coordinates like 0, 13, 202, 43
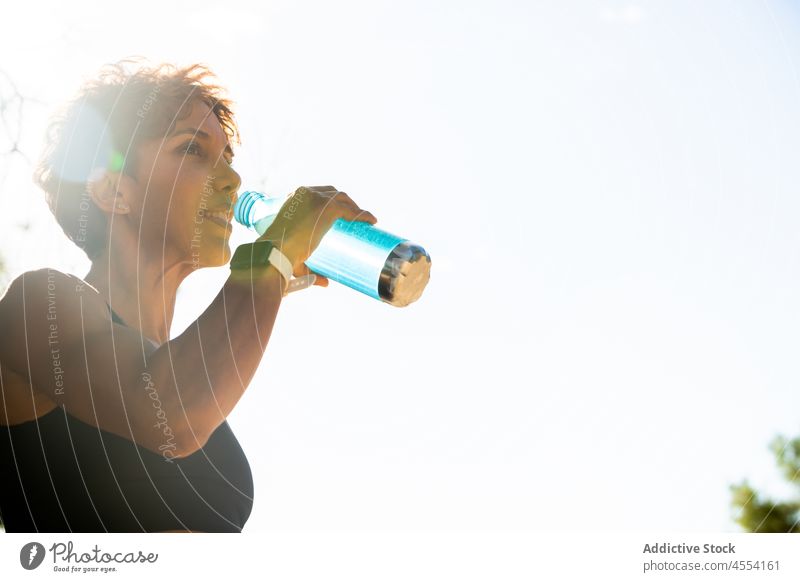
1, 531, 797, 581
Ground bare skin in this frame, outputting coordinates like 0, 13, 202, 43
0, 100, 377, 532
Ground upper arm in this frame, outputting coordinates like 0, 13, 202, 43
0, 269, 186, 455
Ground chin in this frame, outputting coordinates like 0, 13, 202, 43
190, 243, 232, 270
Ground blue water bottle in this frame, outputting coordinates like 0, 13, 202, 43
234, 190, 431, 307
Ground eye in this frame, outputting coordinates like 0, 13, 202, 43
179, 141, 202, 156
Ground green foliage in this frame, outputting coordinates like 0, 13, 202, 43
731, 434, 800, 533
770, 435, 800, 486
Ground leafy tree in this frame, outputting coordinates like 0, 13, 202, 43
730, 434, 800, 532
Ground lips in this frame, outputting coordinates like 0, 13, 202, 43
204, 208, 232, 230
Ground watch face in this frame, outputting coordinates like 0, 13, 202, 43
231, 241, 274, 270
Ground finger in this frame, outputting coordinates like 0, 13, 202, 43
332, 201, 378, 225
329, 190, 354, 204
325, 193, 378, 224
292, 185, 336, 201
292, 262, 327, 282
320, 189, 355, 203
293, 262, 313, 278
353, 209, 378, 225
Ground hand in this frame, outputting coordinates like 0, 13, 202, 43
258, 185, 378, 287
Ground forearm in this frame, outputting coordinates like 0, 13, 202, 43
146, 265, 286, 447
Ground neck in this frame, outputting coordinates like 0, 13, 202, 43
84, 237, 194, 346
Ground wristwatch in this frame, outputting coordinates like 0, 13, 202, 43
230, 240, 294, 295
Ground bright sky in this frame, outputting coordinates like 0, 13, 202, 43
2, 0, 800, 533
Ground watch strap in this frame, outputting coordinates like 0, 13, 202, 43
230, 240, 291, 295
266, 245, 293, 284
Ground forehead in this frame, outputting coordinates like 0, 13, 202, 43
170, 101, 229, 144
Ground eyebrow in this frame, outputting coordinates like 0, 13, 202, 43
171, 128, 234, 155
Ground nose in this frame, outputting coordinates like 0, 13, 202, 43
215, 159, 242, 206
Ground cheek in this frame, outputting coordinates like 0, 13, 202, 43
171, 186, 206, 243
156, 164, 206, 219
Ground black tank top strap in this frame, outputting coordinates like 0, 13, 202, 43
107, 304, 160, 349
107, 304, 127, 326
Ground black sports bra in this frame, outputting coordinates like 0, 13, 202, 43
0, 304, 254, 532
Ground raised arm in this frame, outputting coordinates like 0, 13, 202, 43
0, 186, 376, 459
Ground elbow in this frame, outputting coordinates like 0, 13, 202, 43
162, 432, 205, 461
141, 375, 219, 459
160, 413, 218, 461
138, 373, 222, 460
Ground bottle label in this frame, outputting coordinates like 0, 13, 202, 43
305, 219, 406, 299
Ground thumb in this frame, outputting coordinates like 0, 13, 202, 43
294, 262, 327, 286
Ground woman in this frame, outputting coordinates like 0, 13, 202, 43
0, 60, 376, 532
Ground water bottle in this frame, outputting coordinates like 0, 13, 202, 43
234, 190, 431, 307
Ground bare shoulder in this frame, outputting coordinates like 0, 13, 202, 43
0, 267, 116, 385
0, 267, 161, 438
0, 267, 109, 330
0, 268, 115, 424
1, 267, 100, 297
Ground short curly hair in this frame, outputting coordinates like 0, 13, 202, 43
33, 57, 240, 260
